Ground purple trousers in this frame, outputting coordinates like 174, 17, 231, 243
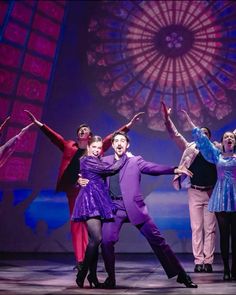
101, 209, 185, 280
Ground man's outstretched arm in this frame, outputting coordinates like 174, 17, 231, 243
102, 112, 145, 153
24, 110, 66, 151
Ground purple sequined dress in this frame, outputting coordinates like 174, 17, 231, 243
72, 154, 126, 221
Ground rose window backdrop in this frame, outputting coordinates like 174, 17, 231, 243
87, 0, 236, 131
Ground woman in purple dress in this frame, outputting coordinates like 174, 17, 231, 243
71, 135, 127, 288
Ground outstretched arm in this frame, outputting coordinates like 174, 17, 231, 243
24, 110, 66, 151
24, 110, 43, 127
102, 112, 145, 154
76, 154, 127, 187
161, 101, 171, 123
137, 156, 193, 177
18, 122, 34, 136
180, 109, 197, 130
0, 123, 34, 167
181, 110, 220, 164
0, 116, 10, 136
125, 112, 145, 129
161, 101, 188, 151
192, 128, 220, 164
87, 154, 127, 175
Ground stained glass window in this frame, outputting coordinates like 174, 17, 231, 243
87, 0, 236, 131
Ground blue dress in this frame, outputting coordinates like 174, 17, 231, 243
192, 128, 236, 212
71, 154, 126, 221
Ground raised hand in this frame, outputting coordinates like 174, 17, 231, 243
24, 110, 43, 127
161, 101, 171, 121
180, 109, 196, 129
126, 112, 145, 129
0, 116, 10, 134
20, 122, 35, 133
24, 110, 37, 122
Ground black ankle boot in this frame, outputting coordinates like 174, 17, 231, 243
87, 273, 102, 288
231, 274, 236, 281
223, 271, 231, 281
101, 277, 116, 289
177, 272, 198, 288
231, 266, 236, 280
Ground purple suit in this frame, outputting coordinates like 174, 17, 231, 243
101, 155, 185, 281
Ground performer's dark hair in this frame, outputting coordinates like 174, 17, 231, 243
111, 131, 130, 143
76, 124, 93, 136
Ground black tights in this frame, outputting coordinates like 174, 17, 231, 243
83, 218, 102, 278
215, 211, 236, 274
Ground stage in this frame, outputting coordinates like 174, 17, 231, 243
0, 253, 235, 294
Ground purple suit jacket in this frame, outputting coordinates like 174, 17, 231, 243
102, 155, 176, 225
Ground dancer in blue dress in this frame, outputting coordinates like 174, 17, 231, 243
72, 135, 127, 288
181, 109, 236, 281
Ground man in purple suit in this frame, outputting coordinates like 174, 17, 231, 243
101, 131, 198, 289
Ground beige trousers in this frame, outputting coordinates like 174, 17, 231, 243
188, 188, 216, 265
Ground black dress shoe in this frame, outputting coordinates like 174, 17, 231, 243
223, 271, 231, 281
204, 264, 213, 273
194, 264, 203, 272
231, 267, 236, 280
231, 274, 236, 281
101, 277, 116, 289
177, 272, 198, 288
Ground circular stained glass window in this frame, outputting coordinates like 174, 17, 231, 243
87, 0, 236, 131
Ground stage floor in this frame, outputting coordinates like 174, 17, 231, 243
0, 253, 235, 294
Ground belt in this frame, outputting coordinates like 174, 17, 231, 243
111, 196, 123, 200
190, 185, 213, 192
